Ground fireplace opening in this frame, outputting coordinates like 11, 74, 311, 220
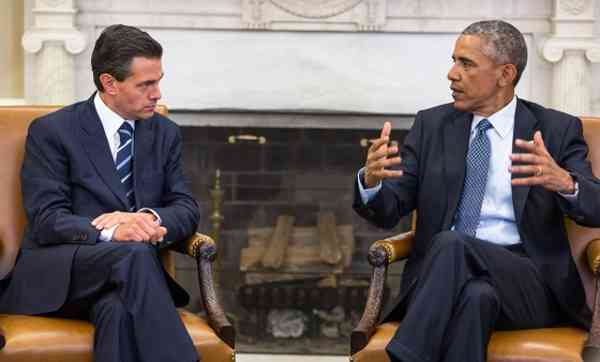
175, 117, 412, 354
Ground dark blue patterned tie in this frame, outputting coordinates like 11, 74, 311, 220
454, 119, 493, 236
116, 122, 135, 211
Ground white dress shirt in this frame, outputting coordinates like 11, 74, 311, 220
94, 94, 161, 242
94, 93, 135, 162
358, 96, 577, 245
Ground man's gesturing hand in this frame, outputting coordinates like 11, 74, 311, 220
509, 130, 576, 194
92, 211, 166, 243
363, 121, 403, 188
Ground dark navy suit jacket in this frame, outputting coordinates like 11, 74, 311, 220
353, 99, 600, 329
0, 94, 200, 315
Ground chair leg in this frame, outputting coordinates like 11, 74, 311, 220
583, 277, 600, 362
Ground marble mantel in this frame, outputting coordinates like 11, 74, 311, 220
19, 0, 600, 122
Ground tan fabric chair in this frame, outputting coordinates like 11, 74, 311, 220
0, 105, 235, 362
351, 117, 600, 362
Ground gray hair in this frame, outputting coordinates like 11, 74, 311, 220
461, 20, 527, 86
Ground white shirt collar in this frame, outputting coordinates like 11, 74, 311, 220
93, 92, 135, 137
471, 95, 517, 139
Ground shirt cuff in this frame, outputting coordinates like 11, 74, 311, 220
558, 181, 579, 202
137, 207, 162, 225
98, 224, 118, 242
358, 168, 382, 205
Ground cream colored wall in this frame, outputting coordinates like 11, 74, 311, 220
0, 0, 24, 98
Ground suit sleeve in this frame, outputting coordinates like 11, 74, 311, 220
151, 126, 200, 247
556, 116, 600, 227
352, 112, 422, 229
21, 119, 100, 245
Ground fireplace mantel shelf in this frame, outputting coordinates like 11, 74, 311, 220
169, 109, 415, 130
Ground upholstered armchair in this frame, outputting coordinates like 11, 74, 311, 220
351, 117, 600, 362
0, 106, 235, 362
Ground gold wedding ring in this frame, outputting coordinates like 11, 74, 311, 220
535, 166, 543, 177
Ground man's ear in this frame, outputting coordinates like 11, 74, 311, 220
498, 63, 518, 88
99, 73, 118, 95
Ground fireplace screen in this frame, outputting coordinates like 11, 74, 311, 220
177, 121, 410, 354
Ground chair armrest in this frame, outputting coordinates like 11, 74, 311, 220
173, 233, 235, 348
587, 239, 600, 275
368, 231, 415, 267
351, 231, 415, 355
0, 324, 5, 350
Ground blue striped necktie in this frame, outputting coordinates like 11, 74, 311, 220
454, 119, 493, 236
116, 122, 135, 211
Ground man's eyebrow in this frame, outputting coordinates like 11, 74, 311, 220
456, 56, 475, 64
138, 73, 164, 86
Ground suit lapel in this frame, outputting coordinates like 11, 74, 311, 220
132, 117, 155, 210
442, 111, 473, 229
79, 94, 130, 209
511, 99, 539, 226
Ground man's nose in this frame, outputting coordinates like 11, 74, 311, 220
447, 63, 460, 82
150, 85, 161, 100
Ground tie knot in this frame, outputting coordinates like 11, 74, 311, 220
477, 119, 493, 133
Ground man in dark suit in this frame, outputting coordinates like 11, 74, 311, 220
0, 25, 201, 362
354, 20, 600, 362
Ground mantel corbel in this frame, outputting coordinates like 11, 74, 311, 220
22, 29, 87, 55
540, 36, 600, 64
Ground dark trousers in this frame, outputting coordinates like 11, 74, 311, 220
47, 242, 199, 362
386, 231, 563, 362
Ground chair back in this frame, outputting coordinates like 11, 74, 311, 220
569, 117, 600, 308
0, 104, 171, 280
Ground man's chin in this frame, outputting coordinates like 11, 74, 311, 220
452, 100, 469, 112
137, 110, 155, 120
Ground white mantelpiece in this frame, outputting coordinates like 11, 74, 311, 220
19, 0, 600, 118
22, 0, 87, 105
540, 0, 600, 115
70, 0, 554, 115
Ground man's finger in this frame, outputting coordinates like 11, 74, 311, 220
131, 224, 150, 242
533, 130, 543, 147
368, 141, 399, 162
368, 137, 389, 155
509, 153, 543, 165
379, 121, 391, 139
92, 213, 111, 226
514, 138, 538, 153
382, 157, 402, 168
511, 176, 543, 186
509, 165, 543, 175
533, 130, 552, 157
379, 169, 404, 179
372, 144, 399, 161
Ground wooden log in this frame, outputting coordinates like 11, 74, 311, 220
318, 211, 343, 265
240, 223, 356, 273
260, 215, 295, 269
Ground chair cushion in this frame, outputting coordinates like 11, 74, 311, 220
351, 322, 588, 362
0, 309, 234, 362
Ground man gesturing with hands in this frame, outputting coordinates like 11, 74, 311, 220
363, 122, 403, 188
354, 20, 600, 362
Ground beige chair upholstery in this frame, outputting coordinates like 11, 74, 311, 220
0, 105, 235, 362
351, 117, 600, 362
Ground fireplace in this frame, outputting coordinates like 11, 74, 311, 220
172, 111, 412, 354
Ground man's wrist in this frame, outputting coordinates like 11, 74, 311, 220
137, 207, 162, 225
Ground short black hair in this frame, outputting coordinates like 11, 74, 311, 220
462, 20, 527, 86
91, 24, 163, 92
